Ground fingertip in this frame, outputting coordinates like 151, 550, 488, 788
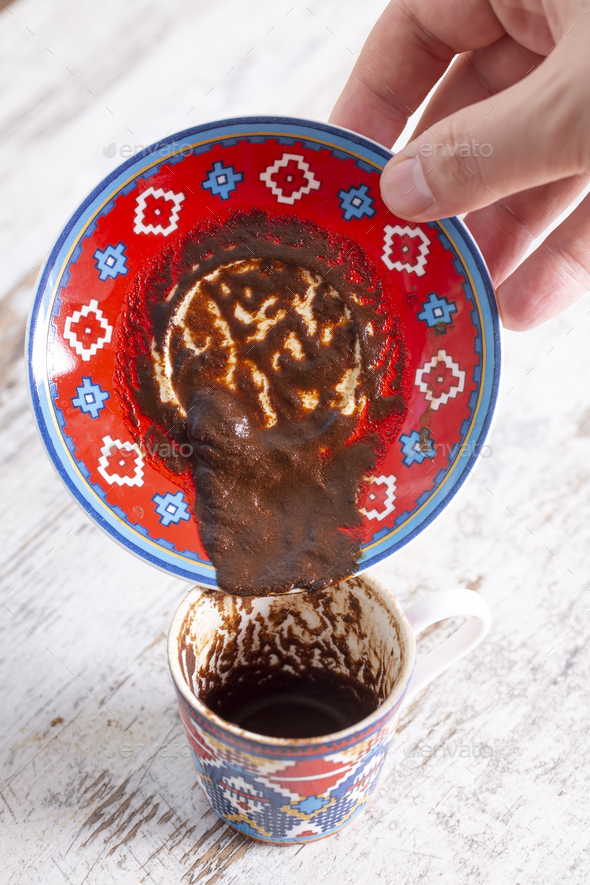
496, 267, 585, 332
380, 157, 435, 219
496, 282, 538, 331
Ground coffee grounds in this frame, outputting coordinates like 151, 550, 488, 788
202, 664, 379, 738
116, 209, 406, 595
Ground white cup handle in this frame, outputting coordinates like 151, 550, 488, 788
403, 589, 491, 702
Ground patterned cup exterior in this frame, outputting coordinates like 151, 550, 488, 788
175, 686, 404, 844
169, 577, 414, 844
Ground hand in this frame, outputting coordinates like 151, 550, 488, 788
329, 0, 590, 330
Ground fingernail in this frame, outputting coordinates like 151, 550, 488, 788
381, 158, 434, 217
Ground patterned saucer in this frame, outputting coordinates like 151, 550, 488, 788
27, 116, 501, 585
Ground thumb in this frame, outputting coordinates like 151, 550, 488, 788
380, 53, 586, 221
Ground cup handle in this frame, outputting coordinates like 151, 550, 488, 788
403, 589, 491, 703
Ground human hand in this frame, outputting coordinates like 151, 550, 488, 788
329, 0, 590, 330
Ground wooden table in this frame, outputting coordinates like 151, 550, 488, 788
2, 1, 590, 882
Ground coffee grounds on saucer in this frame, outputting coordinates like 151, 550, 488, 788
116, 209, 406, 595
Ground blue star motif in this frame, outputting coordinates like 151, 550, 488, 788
202, 161, 244, 201
338, 184, 376, 221
94, 242, 129, 281
400, 429, 436, 466
71, 376, 110, 419
294, 795, 327, 814
152, 491, 191, 527
417, 292, 457, 327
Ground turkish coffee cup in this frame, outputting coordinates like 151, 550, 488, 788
168, 573, 490, 844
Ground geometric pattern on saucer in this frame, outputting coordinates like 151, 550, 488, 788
201, 160, 244, 201
415, 349, 466, 411
362, 475, 396, 522
417, 291, 457, 327
93, 242, 128, 281
27, 116, 500, 585
133, 186, 185, 236
259, 153, 321, 204
338, 184, 376, 221
381, 223, 430, 277
71, 376, 110, 419
152, 490, 191, 527
63, 299, 113, 362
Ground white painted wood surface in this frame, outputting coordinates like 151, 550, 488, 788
2, 1, 590, 882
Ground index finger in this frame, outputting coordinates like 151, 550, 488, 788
328, 0, 505, 148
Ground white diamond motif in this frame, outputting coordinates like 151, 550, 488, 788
415, 349, 466, 411
259, 153, 321, 205
97, 435, 145, 487
381, 224, 430, 277
363, 474, 397, 521
134, 186, 185, 236
63, 299, 113, 362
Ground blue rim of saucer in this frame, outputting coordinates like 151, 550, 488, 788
27, 115, 501, 585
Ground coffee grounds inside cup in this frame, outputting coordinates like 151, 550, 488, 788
116, 209, 407, 595
203, 664, 379, 739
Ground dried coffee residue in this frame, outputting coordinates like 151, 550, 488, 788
116, 209, 407, 595
177, 577, 404, 738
